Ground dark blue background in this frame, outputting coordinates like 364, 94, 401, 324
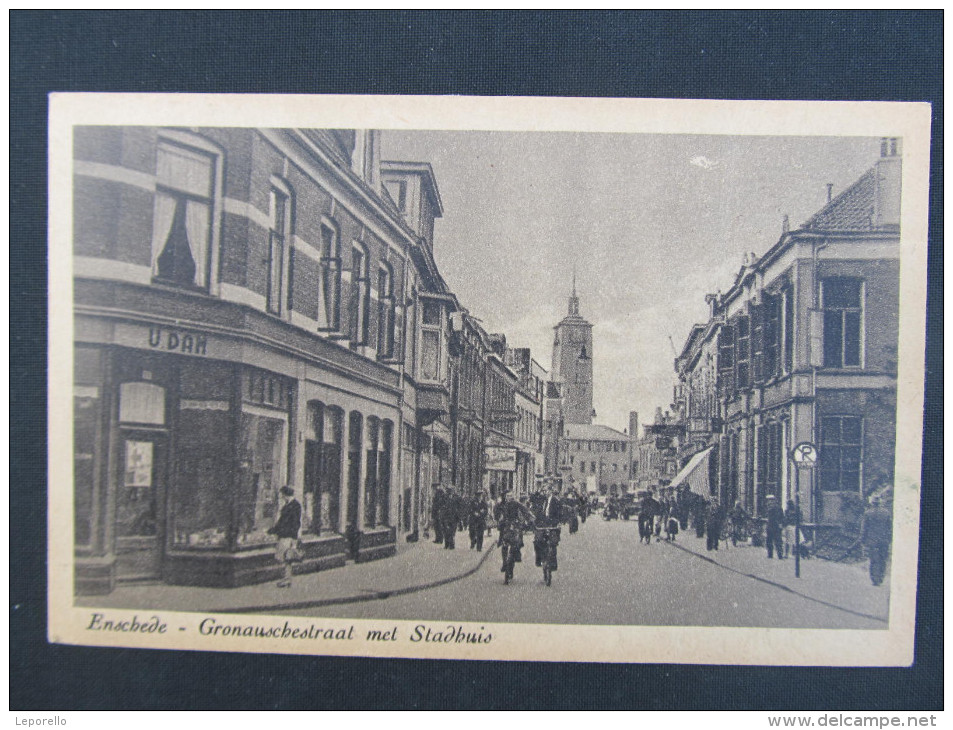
10, 10, 943, 710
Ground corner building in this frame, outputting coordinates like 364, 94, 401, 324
72, 127, 446, 593
672, 140, 902, 530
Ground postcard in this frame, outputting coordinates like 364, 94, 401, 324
48, 93, 930, 665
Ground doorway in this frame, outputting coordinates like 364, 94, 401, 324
115, 430, 167, 581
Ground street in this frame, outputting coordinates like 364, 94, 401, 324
277, 516, 889, 629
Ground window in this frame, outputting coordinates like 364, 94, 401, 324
717, 324, 735, 396
377, 264, 396, 359
822, 278, 863, 368
763, 293, 782, 379
419, 299, 443, 382
152, 139, 216, 289
783, 286, 794, 372
266, 186, 289, 315
820, 416, 863, 492
319, 222, 342, 332
364, 418, 380, 527
756, 422, 783, 512
348, 245, 370, 346
751, 304, 765, 384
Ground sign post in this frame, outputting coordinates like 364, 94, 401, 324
789, 441, 818, 578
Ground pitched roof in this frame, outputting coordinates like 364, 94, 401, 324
803, 168, 877, 231
564, 423, 629, 441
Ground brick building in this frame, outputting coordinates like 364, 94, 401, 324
671, 140, 902, 528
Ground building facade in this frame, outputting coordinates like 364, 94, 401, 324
73, 126, 472, 593
671, 141, 902, 528
560, 424, 633, 496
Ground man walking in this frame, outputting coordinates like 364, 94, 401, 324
764, 495, 785, 559
468, 490, 489, 551
859, 495, 892, 586
706, 499, 726, 551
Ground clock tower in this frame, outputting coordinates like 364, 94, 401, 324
551, 274, 594, 425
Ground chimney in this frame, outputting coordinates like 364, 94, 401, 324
874, 137, 902, 229
826, 183, 834, 203
629, 411, 639, 440
782, 214, 790, 234
654, 406, 664, 424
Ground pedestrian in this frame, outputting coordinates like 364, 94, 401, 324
268, 486, 301, 588
638, 490, 659, 545
565, 490, 580, 534
729, 501, 749, 547
693, 496, 708, 539
431, 485, 445, 545
858, 495, 892, 586
665, 504, 679, 541
764, 495, 785, 559
468, 490, 489, 551
706, 499, 726, 551
439, 487, 460, 549
783, 498, 802, 558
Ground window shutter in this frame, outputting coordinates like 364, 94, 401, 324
751, 303, 765, 384
717, 324, 735, 397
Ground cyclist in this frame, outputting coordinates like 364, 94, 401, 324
533, 486, 562, 586
494, 490, 534, 584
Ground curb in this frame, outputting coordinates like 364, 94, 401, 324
663, 539, 888, 624
222, 543, 499, 614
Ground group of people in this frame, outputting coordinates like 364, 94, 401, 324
262, 479, 892, 590
430, 486, 491, 551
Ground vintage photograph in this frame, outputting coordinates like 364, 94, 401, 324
47, 94, 930, 665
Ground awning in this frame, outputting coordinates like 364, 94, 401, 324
670, 447, 713, 496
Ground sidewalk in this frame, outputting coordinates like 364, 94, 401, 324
661, 530, 890, 624
76, 534, 495, 614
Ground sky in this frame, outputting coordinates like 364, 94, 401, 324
381, 131, 881, 433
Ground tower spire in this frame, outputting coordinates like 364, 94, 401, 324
569, 268, 580, 316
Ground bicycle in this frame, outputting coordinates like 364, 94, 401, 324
499, 522, 524, 584
534, 525, 561, 586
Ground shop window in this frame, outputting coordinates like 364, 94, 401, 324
319, 221, 342, 332
236, 413, 286, 545
74, 388, 100, 546
822, 278, 864, 368
303, 402, 342, 535
820, 416, 863, 492
173, 407, 232, 548
377, 264, 396, 359
151, 138, 217, 290
348, 244, 370, 346
364, 418, 380, 528
346, 411, 363, 529
378, 420, 393, 526
119, 382, 166, 425
266, 185, 290, 315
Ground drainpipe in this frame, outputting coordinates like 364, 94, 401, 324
810, 237, 830, 523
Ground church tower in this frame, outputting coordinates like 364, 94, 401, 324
551, 273, 594, 425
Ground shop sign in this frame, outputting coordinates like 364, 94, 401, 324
148, 327, 208, 356
485, 446, 517, 472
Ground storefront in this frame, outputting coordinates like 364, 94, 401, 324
74, 318, 398, 594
